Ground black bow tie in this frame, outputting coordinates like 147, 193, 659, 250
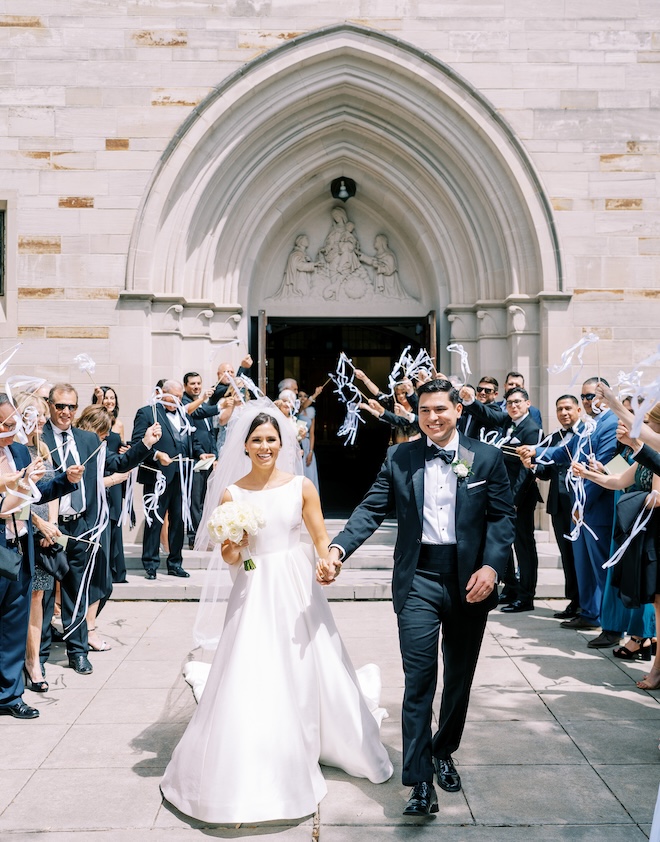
427, 447, 455, 464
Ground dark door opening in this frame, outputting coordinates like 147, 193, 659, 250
251, 317, 432, 516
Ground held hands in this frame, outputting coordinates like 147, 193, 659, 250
142, 422, 162, 448
316, 547, 342, 585
517, 445, 536, 465
465, 567, 497, 603
39, 520, 61, 546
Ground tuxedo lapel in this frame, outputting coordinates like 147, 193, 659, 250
42, 421, 59, 470
409, 439, 425, 524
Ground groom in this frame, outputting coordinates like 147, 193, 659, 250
326, 379, 515, 815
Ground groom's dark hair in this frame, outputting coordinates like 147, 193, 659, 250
245, 412, 282, 443
417, 378, 461, 406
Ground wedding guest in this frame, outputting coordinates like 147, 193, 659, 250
520, 378, 618, 632
209, 355, 254, 405
497, 372, 543, 427
14, 394, 61, 693
92, 386, 125, 440
0, 392, 81, 719
297, 389, 319, 492
460, 377, 502, 439
572, 419, 660, 688
534, 395, 583, 620
132, 380, 212, 580
356, 370, 420, 444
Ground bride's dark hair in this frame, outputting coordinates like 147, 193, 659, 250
245, 412, 282, 443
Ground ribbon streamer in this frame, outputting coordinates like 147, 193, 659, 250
387, 346, 434, 395
446, 344, 471, 385
0, 343, 22, 378
329, 352, 365, 446
143, 468, 166, 527
63, 441, 109, 640
547, 332, 599, 386
178, 454, 194, 533
118, 468, 137, 529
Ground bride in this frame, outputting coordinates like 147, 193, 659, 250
160, 399, 393, 824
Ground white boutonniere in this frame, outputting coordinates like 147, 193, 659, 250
452, 458, 472, 480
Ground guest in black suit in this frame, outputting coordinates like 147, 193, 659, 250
460, 377, 502, 440
460, 386, 543, 612
534, 395, 583, 619
496, 371, 543, 428
208, 355, 253, 407
182, 372, 233, 548
132, 380, 212, 580
325, 379, 515, 816
0, 392, 81, 719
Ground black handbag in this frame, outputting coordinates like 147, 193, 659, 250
0, 516, 23, 582
34, 534, 70, 581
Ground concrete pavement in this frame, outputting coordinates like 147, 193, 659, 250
0, 598, 658, 840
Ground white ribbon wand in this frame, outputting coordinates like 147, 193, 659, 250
73, 353, 98, 389
0, 342, 22, 378
548, 332, 599, 386
143, 469, 167, 527
446, 343, 471, 385
329, 352, 365, 446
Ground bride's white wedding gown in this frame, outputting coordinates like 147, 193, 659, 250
160, 475, 393, 824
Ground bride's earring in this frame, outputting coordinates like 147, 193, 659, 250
244, 449, 248, 455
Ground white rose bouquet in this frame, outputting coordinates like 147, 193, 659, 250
207, 500, 266, 571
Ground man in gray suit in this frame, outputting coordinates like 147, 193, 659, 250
325, 379, 515, 816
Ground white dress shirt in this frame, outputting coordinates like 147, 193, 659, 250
53, 426, 86, 516
421, 431, 459, 545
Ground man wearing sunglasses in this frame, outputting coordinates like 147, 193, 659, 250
41, 384, 106, 675
518, 377, 618, 633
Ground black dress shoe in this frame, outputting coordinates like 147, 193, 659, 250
68, 654, 93, 675
434, 756, 461, 792
553, 605, 579, 619
145, 570, 157, 580
500, 600, 534, 613
167, 567, 190, 578
402, 782, 438, 816
560, 616, 600, 630
0, 700, 40, 719
587, 630, 621, 648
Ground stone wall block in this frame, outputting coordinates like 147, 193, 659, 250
132, 30, 188, 48
0, 86, 65, 106
39, 170, 109, 195
604, 198, 643, 211
589, 173, 655, 198
599, 91, 650, 109
577, 65, 625, 88
58, 196, 94, 208
18, 287, 64, 299
8, 107, 55, 136
0, 16, 42, 28
639, 238, 660, 254
18, 236, 61, 254
45, 326, 110, 339
95, 150, 160, 170
559, 90, 598, 109
51, 150, 97, 170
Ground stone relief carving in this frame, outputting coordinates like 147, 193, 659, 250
269, 206, 415, 303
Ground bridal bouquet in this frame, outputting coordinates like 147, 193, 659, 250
207, 501, 266, 571
294, 419, 308, 442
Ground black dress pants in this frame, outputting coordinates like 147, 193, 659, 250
397, 566, 488, 785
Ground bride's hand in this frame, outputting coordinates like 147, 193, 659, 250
221, 533, 248, 565
316, 558, 341, 586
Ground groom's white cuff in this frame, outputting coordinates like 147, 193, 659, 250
328, 543, 346, 560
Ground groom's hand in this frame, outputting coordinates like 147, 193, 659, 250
465, 567, 497, 603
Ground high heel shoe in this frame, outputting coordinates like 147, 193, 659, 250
23, 666, 48, 693
613, 637, 652, 661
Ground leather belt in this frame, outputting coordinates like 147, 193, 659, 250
59, 513, 82, 523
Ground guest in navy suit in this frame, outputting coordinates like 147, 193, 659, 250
520, 378, 618, 630
0, 392, 81, 719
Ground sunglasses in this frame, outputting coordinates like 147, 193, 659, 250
50, 402, 78, 412
476, 386, 495, 394
580, 393, 596, 401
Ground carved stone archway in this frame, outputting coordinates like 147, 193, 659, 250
122, 23, 565, 405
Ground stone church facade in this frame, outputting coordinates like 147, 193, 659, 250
0, 2, 658, 424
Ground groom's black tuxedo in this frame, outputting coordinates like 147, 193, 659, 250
332, 433, 515, 786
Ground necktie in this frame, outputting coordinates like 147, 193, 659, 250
61, 431, 84, 513
427, 447, 455, 464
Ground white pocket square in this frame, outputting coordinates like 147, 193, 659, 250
467, 480, 486, 489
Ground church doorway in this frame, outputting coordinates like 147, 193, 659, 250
253, 316, 433, 515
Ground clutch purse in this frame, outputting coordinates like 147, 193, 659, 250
0, 542, 21, 581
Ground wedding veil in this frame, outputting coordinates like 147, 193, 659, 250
192, 397, 304, 649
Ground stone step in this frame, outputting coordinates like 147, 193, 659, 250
108, 564, 564, 602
